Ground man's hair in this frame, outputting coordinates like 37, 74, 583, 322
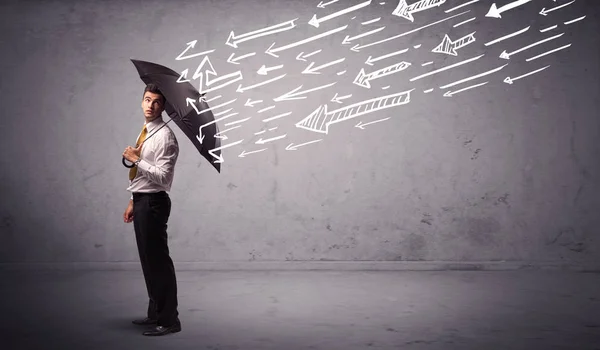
143, 83, 166, 105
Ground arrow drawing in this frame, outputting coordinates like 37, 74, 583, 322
245, 98, 263, 107
296, 89, 413, 134
486, 0, 532, 18
540, 0, 575, 16
266, 25, 348, 57
500, 32, 564, 59
238, 148, 268, 158
227, 52, 255, 65
236, 74, 286, 93
445, 0, 479, 13
256, 134, 287, 144
484, 25, 529, 46
504, 65, 550, 84
331, 93, 352, 104
297, 50, 321, 61
525, 43, 571, 62
208, 139, 245, 164
175, 40, 215, 60
274, 82, 337, 102
342, 26, 386, 44
257, 64, 284, 75
443, 81, 488, 97
286, 139, 323, 151
355, 117, 390, 129
191, 103, 238, 144
309, 0, 371, 27
564, 15, 585, 25
258, 105, 275, 113
366, 48, 408, 65
262, 112, 292, 122
350, 10, 469, 52
215, 125, 241, 140
410, 54, 484, 81
353, 61, 412, 88
439, 63, 508, 89
226, 18, 297, 48
191, 56, 243, 94
303, 57, 346, 75
317, 0, 339, 8
393, 0, 447, 22
432, 31, 476, 56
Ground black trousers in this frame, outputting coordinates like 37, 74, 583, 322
132, 191, 179, 326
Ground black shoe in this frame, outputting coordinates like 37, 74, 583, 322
132, 317, 158, 326
142, 321, 181, 336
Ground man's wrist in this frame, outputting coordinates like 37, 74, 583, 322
134, 157, 142, 165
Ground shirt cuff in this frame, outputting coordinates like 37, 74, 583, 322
136, 158, 150, 173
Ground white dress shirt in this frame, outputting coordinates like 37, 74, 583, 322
126, 116, 179, 199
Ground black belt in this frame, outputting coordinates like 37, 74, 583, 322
132, 191, 167, 199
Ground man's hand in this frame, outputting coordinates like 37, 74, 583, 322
123, 144, 143, 163
123, 201, 134, 223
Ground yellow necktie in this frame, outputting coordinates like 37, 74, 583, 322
128, 125, 148, 180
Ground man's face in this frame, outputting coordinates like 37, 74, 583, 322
141, 91, 165, 122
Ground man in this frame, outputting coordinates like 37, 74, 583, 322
122, 83, 181, 336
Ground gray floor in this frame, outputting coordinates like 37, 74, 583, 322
1, 269, 599, 350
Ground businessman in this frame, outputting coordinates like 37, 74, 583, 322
122, 83, 181, 336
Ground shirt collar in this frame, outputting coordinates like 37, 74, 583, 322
145, 116, 164, 134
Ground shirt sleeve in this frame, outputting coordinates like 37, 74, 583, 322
136, 131, 179, 187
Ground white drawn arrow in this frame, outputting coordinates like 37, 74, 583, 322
256, 134, 287, 145
318, 0, 339, 8
191, 56, 243, 94
439, 63, 508, 89
227, 52, 255, 65
504, 65, 550, 84
208, 139, 245, 164
393, 0, 447, 22
331, 93, 352, 104
296, 50, 321, 61
486, 0, 532, 18
540, 0, 575, 16
245, 98, 263, 107
500, 32, 563, 59
443, 81, 488, 97
257, 64, 284, 75
226, 18, 297, 48
266, 25, 348, 57
274, 82, 337, 102
366, 48, 408, 65
286, 139, 323, 151
175, 40, 215, 60
238, 148, 267, 157
355, 117, 390, 129
190, 101, 238, 144
353, 61, 412, 88
484, 25, 529, 46
309, 0, 371, 27
342, 26, 386, 44
526, 43, 571, 62
351, 10, 469, 52
432, 31, 476, 56
296, 89, 413, 134
237, 74, 286, 93
215, 125, 241, 140
302, 57, 346, 75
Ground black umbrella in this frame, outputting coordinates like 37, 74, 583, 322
122, 58, 221, 173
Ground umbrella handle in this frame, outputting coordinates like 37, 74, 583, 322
122, 156, 136, 168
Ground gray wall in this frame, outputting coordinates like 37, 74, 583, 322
0, 0, 598, 264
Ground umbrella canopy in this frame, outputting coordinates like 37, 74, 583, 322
130, 58, 221, 173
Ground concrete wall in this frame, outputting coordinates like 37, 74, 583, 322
0, 0, 598, 265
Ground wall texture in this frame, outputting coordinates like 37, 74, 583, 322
0, 0, 598, 265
